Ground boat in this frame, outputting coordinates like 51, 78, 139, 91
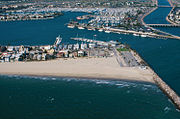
141, 34, 147, 37
76, 16, 83, 20
87, 28, 93, 30
67, 25, 75, 28
133, 33, 139, 36
98, 29, 103, 32
105, 30, 111, 33
78, 26, 85, 30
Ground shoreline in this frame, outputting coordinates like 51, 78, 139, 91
0, 73, 155, 85
166, 6, 176, 24
166, 0, 177, 25
0, 57, 155, 84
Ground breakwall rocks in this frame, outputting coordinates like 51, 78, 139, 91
152, 72, 180, 110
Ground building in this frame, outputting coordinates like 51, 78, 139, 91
73, 43, 80, 50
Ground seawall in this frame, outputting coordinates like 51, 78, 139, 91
152, 71, 180, 110
134, 49, 180, 110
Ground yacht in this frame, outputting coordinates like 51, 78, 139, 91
87, 28, 93, 30
141, 34, 147, 37
105, 30, 111, 33
98, 29, 103, 32
67, 25, 75, 28
133, 33, 139, 36
78, 26, 85, 30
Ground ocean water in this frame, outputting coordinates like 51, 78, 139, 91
0, 75, 180, 119
0, 0, 180, 118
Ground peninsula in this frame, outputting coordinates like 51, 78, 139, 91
0, 36, 154, 83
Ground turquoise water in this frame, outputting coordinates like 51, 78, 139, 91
0, 0, 180, 118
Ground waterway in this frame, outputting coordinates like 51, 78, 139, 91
0, 0, 180, 118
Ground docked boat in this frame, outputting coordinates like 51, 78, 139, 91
141, 34, 147, 37
105, 30, 111, 33
87, 28, 93, 30
98, 29, 103, 32
78, 26, 85, 30
67, 25, 75, 28
133, 33, 139, 36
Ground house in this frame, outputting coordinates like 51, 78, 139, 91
58, 50, 69, 58
73, 43, 80, 50
47, 49, 55, 55
69, 52, 74, 58
89, 43, 96, 49
19, 45, 25, 52
7, 46, 14, 52
42, 53, 47, 61
37, 54, 42, 61
57, 52, 64, 58
68, 44, 73, 50
0, 58, 4, 63
81, 43, 87, 50
58, 45, 63, 50
63, 45, 68, 50
33, 54, 38, 60
4, 54, 11, 62
78, 50, 85, 57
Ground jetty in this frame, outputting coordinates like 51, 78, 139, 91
134, 50, 180, 110
153, 71, 180, 110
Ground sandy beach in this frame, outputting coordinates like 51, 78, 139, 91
0, 56, 154, 83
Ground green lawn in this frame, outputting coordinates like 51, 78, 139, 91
117, 48, 129, 52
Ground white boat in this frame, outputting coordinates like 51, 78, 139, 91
98, 29, 103, 32
78, 26, 85, 30
133, 33, 139, 36
141, 34, 147, 37
67, 25, 75, 28
87, 28, 93, 30
105, 30, 111, 33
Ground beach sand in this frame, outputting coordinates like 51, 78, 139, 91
0, 56, 154, 83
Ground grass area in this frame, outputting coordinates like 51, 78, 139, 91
117, 48, 129, 52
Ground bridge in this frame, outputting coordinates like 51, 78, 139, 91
147, 24, 180, 27
158, 6, 172, 8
